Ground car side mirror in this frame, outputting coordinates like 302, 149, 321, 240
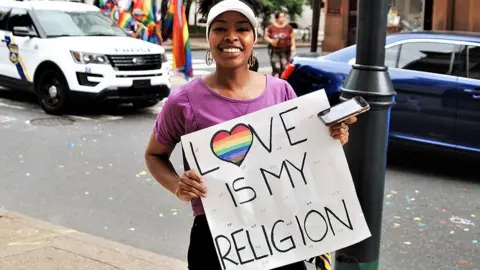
13, 26, 36, 37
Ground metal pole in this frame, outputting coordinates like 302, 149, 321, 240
334, 0, 396, 269
310, 0, 321, 52
194, 0, 198, 26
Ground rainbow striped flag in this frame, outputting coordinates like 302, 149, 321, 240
164, 0, 192, 80
114, 9, 134, 29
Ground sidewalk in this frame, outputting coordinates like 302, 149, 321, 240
0, 210, 187, 270
163, 37, 320, 51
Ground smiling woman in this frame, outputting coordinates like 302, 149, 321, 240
143, 0, 355, 269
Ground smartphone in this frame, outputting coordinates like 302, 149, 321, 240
317, 96, 370, 126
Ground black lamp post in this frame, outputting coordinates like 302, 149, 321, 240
334, 0, 396, 269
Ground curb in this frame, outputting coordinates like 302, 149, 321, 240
0, 210, 187, 270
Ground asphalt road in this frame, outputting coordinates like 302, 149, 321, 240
0, 80, 479, 269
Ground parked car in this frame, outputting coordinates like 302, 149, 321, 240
282, 31, 480, 155
0, 0, 171, 114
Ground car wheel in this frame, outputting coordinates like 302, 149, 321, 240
132, 100, 159, 109
36, 69, 70, 115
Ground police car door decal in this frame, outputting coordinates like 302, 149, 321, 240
4, 33, 31, 81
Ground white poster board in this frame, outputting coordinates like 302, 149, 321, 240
181, 90, 371, 270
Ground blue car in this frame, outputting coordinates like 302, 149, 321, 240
283, 31, 480, 155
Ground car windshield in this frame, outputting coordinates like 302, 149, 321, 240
34, 9, 126, 38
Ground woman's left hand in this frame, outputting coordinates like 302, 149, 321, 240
328, 116, 358, 145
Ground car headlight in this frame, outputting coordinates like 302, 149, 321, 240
71, 51, 109, 64
160, 53, 168, 63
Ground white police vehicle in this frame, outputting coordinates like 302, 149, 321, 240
0, 0, 170, 114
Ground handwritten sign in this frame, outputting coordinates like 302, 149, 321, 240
181, 90, 371, 270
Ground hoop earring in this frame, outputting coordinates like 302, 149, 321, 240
248, 51, 256, 67
205, 50, 213, 66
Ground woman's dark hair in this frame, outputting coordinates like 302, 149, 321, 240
274, 10, 285, 19
197, 0, 262, 18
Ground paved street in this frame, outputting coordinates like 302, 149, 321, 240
0, 72, 479, 270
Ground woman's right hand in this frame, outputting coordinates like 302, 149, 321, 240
175, 170, 207, 201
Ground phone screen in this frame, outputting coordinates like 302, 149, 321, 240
320, 99, 364, 124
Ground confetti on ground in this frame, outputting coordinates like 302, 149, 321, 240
471, 214, 476, 218
138, 170, 147, 176
159, 213, 163, 217
18, 154, 22, 158
146, 178, 152, 182
85, 172, 90, 175
449, 230, 455, 235
464, 228, 470, 232
406, 207, 411, 210
415, 190, 419, 193
385, 201, 391, 206
459, 259, 468, 265
449, 216, 475, 226
394, 216, 401, 219
26, 173, 30, 176
109, 164, 113, 167
172, 212, 178, 215
108, 197, 113, 201
414, 217, 422, 221
418, 223, 425, 227
439, 220, 446, 225
97, 165, 103, 169
442, 209, 447, 213
473, 240, 478, 244
393, 223, 400, 228
386, 194, 392, 199
85, 192, 89, 195
58, 165, 64, 168
391, 190, 397, 194
403, 241, 411, 245
129, 228, 135, 232
66, 142, 74, 147
104, 226, 109, 230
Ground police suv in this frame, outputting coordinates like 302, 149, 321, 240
0, 0, 170, 114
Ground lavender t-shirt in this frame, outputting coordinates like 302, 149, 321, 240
153, 75, 297, 216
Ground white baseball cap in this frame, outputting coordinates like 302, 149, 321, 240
132, 8, 144, 16
206, 0, 259, 43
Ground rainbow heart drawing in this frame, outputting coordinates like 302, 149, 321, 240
210, 123, 253, 166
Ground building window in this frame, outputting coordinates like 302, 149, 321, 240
398, 42, 456, 75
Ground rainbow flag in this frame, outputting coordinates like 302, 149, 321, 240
165, 0, 192, 80
115, 10, 134, 29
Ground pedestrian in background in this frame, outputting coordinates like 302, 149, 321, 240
130, 8, 148, 39
264, 10, 296, 77
144, 0, 356, 269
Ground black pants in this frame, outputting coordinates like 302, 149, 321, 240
187, 215, 307, 270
